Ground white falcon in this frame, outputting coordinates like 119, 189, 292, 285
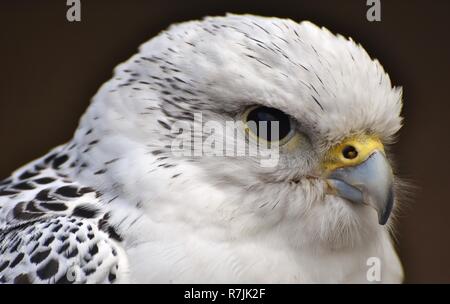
0, 14, 404, 283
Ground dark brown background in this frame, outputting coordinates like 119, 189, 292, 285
0, 0, 449, 283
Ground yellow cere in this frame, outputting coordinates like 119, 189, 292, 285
322, 135, 384, 173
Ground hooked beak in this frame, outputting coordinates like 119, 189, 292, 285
323, 136, 395, 225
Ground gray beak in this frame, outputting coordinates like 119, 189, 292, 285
327, 151, 394, 225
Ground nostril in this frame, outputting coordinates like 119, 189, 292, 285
342, 145, 358, 159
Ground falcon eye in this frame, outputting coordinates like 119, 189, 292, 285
342, 145, 358, 159
244, 106, 294, 143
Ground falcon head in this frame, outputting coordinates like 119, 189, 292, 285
76, 14, 403, 249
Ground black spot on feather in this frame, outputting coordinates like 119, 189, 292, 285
19, 170, 39, 180
57, 242, 70, 254
35, 189, 55, 201
30, 248, 51, 264
89, 243, 99, 256
72, 204, 100, 219
40, 202, 68, 212
0, 261, 10, 272
0, 190, 18, 196
9, 252, 25, 268
52, 155, 69, 169
65, 247, 79, 259
14, 273, 31, 284
44, 153, 57, 164
157, 120, 171, 130
84, 268, 96, 276
34, 177, 55, 184
43, 235, 55, 247
94, 169, 107, 175
107, 226, 123, 242
108, 272, 117, 283
12, 182, 35, 190
0, 178, 12, 186
36, 259, 59, 280
55, 186, 81, 198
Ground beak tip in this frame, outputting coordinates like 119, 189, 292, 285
377, 188, 394, 225
378, 214, 389, 225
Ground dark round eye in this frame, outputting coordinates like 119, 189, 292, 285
342, 145, 358, 159
245, 106, 293, 142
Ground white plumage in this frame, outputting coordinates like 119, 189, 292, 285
0, 14, 403, 283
